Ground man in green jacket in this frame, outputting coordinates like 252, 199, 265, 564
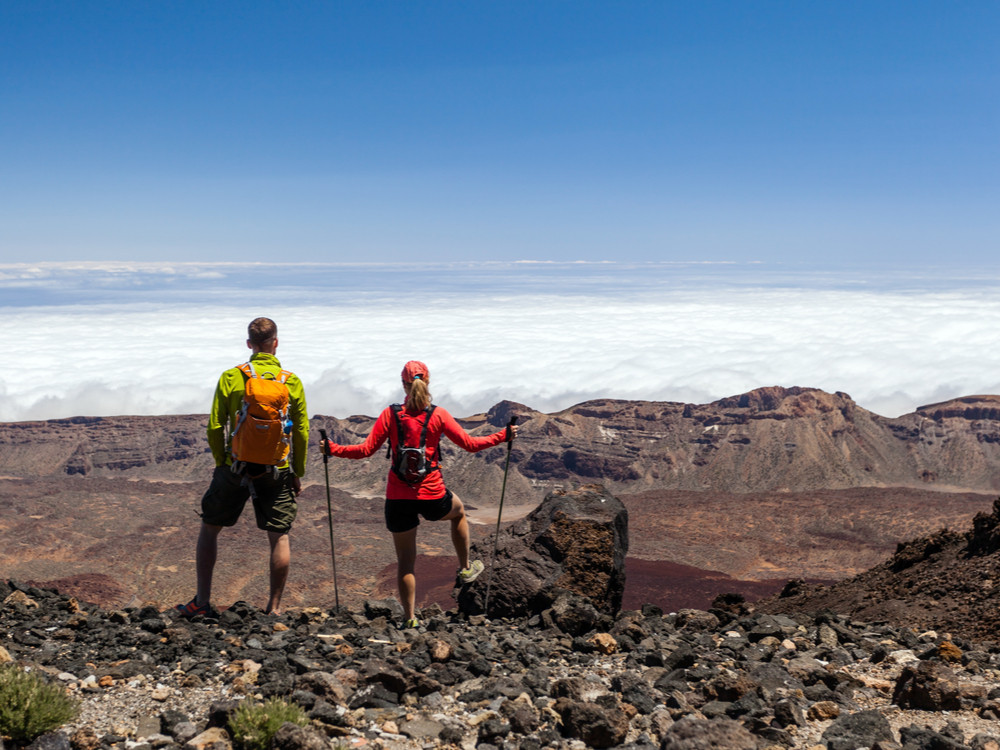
175, 317, 309, 617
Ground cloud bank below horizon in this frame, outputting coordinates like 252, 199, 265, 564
7, 262, 1000, 424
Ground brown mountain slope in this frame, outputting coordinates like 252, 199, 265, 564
3, 388, 1000, 500
756, 498, 1000, 642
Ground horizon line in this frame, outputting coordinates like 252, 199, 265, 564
8, 387, 998, 426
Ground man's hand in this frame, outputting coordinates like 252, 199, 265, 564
292, 475, 301, 495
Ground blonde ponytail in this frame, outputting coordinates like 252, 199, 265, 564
407, 376, 432, 411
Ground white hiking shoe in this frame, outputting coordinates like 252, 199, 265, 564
458, 559, 485, 583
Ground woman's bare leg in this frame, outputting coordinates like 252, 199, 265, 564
392, 527, 418, 620
442, 493, 470, 570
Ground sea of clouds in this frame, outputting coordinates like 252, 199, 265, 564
6, 261, 1000, 423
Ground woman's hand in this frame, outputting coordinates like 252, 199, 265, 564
320, 438, 339, 456
506, 423, 519, 442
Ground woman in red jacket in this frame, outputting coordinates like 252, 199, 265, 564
321, 360, 517, 628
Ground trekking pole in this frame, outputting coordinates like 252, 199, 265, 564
484, 415, 518, 616
318, 429, 341, 611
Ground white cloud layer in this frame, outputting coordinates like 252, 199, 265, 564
7, 263, 1000, 422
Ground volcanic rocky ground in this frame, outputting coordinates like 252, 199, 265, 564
6, 560, 1000, 750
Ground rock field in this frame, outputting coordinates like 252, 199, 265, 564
5, 579, 1000, 750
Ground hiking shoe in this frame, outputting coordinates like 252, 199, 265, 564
458, 559, 485, 584
174, 598, 213, 619
404, 618, 421, 629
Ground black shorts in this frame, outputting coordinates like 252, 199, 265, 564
200, 465, 298, 534
384, 489, 454, 533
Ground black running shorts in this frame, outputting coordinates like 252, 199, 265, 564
384, 490, 454, 533
200, 464, 298, 533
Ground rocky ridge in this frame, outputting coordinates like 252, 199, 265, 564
6, 580, 1000, 750
4, 389, 1000, 503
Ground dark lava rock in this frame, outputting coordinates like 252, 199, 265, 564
476, 717, 510, 744
26, 734, 72, 750
348, 682, 398, 709
658, 716, 757, 750
773, 698, 807, 728
893, 661, 963, 711
363, 598, 404, 620
821, 709, 896, 750
967, 499, 1000, 556
206, 700, 241, 729
457, 484, 628, 618
270, 722, 330, 750
899, 723, 969, 749
545, 591, 603, 636
159, 710, 191, 737
554, 697, 630, 749
501, 699, 541, 734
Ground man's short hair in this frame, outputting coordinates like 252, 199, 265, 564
248, 317, 277, 346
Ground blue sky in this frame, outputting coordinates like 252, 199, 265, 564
1, 1, 997, 265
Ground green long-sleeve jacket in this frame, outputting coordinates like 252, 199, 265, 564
206, 352, 309, 477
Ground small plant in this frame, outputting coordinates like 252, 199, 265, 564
228, 697, 309, 750
0, 664, 79, 743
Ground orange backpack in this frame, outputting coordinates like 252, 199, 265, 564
230, 361, 293, 467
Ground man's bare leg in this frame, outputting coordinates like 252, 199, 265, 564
195, 523, 223, 607
266, 531, 290, 614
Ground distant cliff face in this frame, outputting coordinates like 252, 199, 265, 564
509, 388, 1000, 496
0, 415, 216, 483
2, 387, 1000, 500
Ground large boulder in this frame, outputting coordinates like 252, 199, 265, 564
457, 484, 628, 618
892, 660, 963, 711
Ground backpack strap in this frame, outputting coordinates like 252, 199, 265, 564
393, 405, 436, 457
419, 405, 437, 465
238, 361, 292, 383
387, 404, 412, 463
231, 362, 255, 442
387, 404, 440, 483
386, 404, 405, 475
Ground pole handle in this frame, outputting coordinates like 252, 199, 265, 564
318, 428, 330, 464
505, 415, 518, 444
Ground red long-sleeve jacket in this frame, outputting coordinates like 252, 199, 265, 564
327, 404, 508, 500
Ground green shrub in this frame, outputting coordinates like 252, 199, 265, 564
0, 664, 80, 743
228, 697, 309, 750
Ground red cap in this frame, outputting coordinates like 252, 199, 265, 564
401, 360, 429, 384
